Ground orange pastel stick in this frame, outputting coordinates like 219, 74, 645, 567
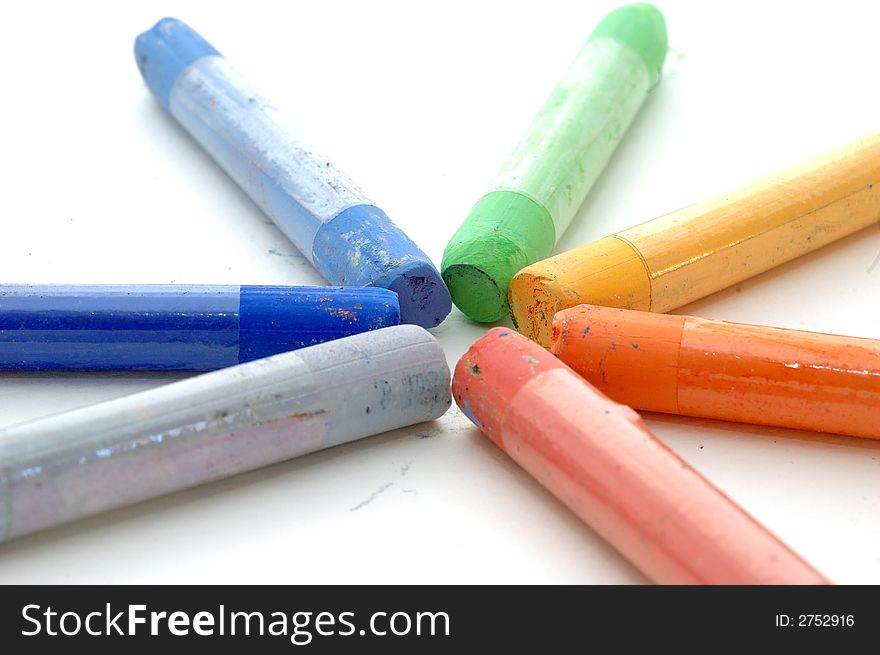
552, 304, 880, 439
453, 328, 828, 585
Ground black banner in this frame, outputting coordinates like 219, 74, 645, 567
1, 585, 875, 651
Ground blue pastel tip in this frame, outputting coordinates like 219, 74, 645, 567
313, 205, 452, 328
381, 261, 452, 329
134, 17, 219, 110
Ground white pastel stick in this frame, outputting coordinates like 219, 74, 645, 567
0, 325, 450, 542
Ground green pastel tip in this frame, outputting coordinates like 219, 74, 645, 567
590, 3, 668, 85
442, 263, 508, 323
442, 191, 555, 323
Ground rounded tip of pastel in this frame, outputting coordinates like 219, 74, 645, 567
591, 3, 668, 84
442, 262, 509, 324
311, 205, 451, 329
548, 304, 602, 357
134, 17, 219, 110
452, 327, 564, 442
384, 261, 452, 329
442, 192, 556, 323
508, 267, 565, 349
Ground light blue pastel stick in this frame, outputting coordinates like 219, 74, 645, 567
134, 18, 452, 328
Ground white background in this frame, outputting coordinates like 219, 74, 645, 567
0, 0, 878, 584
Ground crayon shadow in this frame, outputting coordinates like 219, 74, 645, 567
641, 410, 880, 454
430, 305, 515, 337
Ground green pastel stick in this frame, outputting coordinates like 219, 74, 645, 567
441, 3, 667, 322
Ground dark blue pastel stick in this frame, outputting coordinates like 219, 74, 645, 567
0, 284, 399, 371
134, 17, 452, 328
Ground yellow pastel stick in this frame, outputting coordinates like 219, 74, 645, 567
509, 134, 880, 346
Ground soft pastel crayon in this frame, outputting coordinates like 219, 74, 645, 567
441, 4, 667, 322
134, 18, 451, 328
0, 284, 399, 371
552, 304, 880, 439
0, 325, 450, 542
510, 134, 880, 346
453, 328, 828, 584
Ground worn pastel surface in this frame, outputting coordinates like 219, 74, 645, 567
0, 284, 399, 371
135, 18, 450, 328
553, 304, 880, 439
0, 325, 451, 542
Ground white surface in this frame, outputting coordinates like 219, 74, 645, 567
0, 0, 878, 584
